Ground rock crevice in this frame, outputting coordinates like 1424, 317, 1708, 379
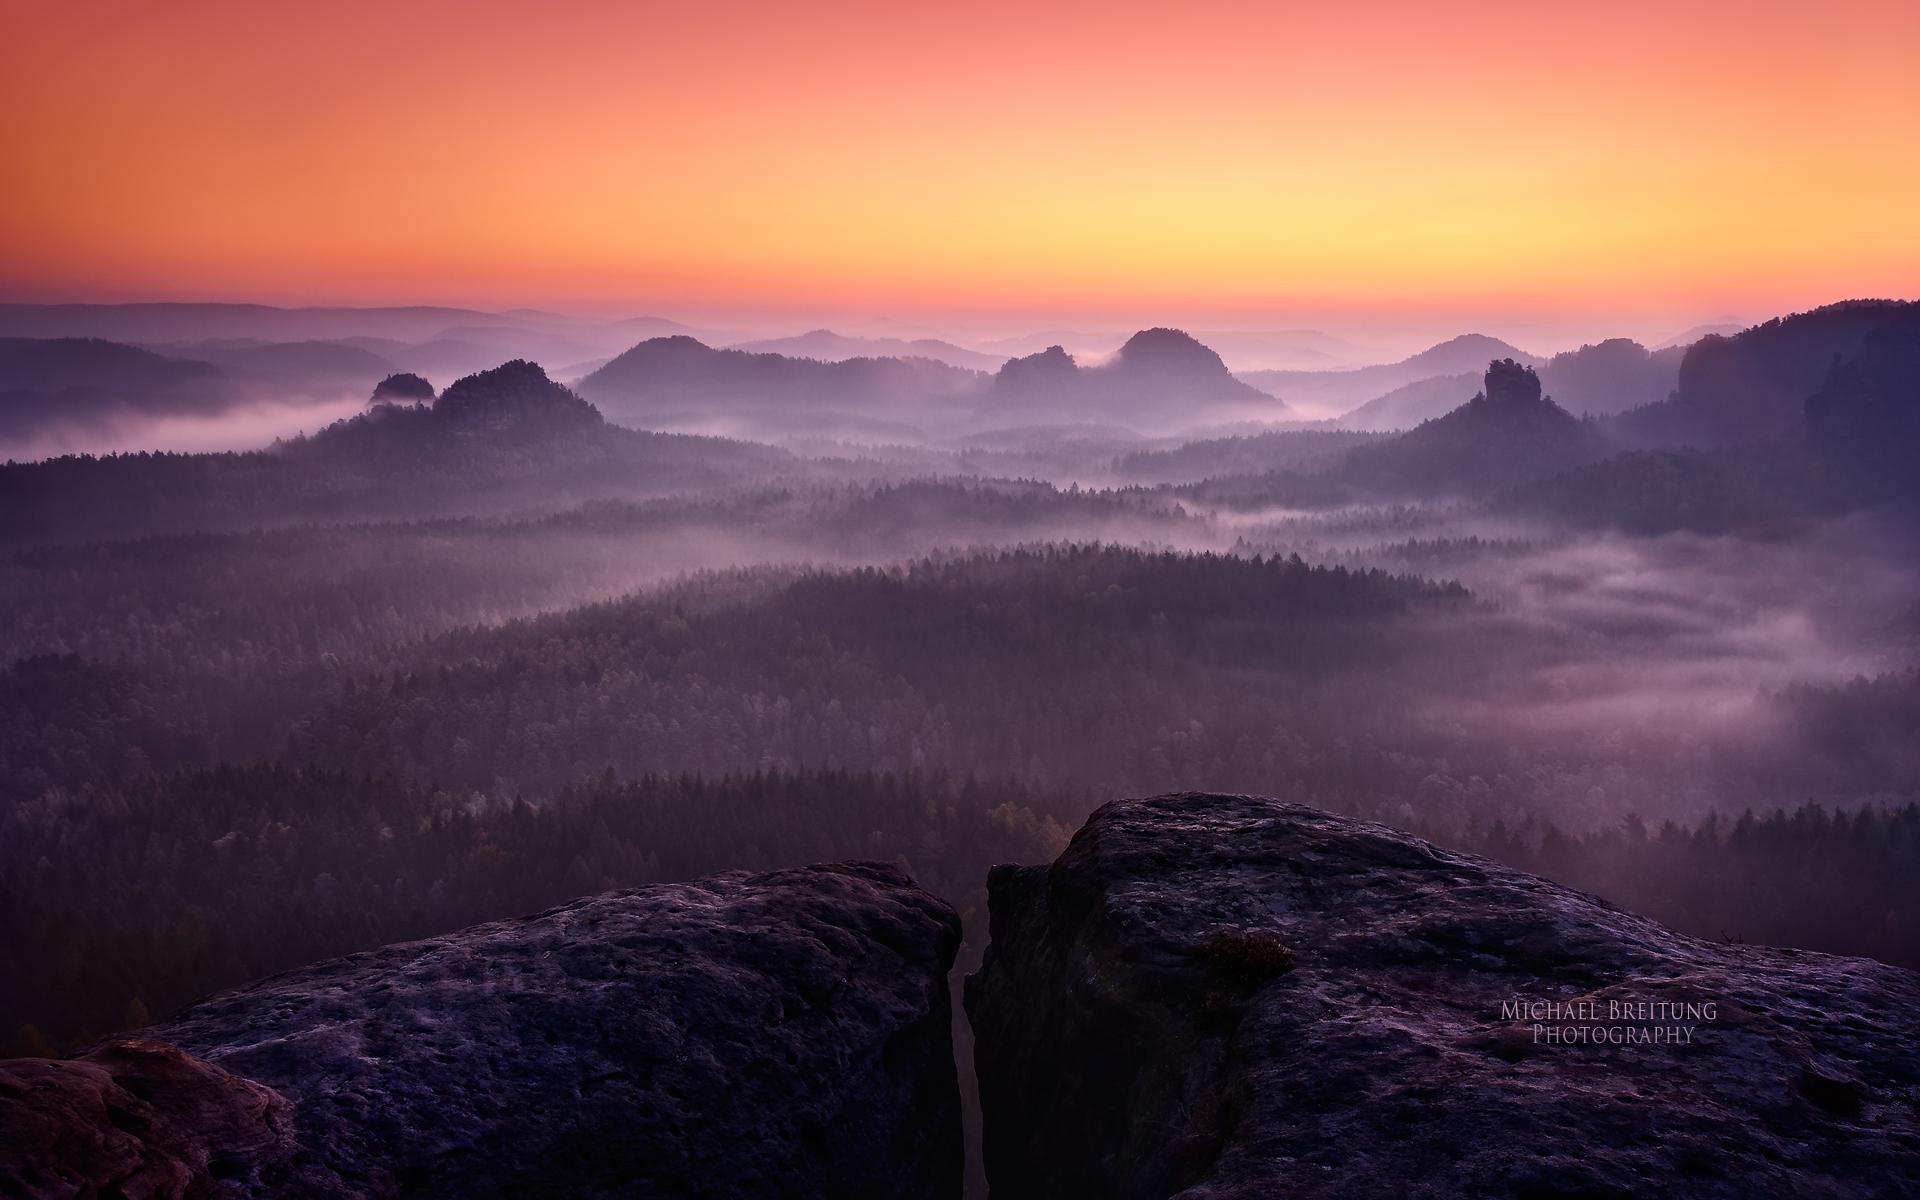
966, 792, 1920, 1199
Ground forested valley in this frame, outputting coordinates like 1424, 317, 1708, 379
4, 301, 1918, 1069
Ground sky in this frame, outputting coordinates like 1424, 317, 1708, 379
3, 0, 1917, 335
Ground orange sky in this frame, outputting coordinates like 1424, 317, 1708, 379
2, 0, 1916, 323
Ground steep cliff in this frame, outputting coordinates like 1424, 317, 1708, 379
967, 792, 1920, 1199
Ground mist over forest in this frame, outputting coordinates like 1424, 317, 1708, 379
3, 297, 1918, 1196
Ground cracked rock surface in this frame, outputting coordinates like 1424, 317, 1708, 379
0, 1039, 295, 1198
966, 792, 1920, 1200
127, 861, 961, 1198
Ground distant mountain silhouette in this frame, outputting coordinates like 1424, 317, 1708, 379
1655, 321, 1746, 350
730, 330, 1005, 372
604, 315, 702, 339
1339, 339, 1684, 431
991, 329, 1283, 426
994, 345, 1081, 393
1538, 339, 1684, 417
1336, 373, 1480, 432
337, 336, 510, 384
1342, 359, 1605, 494
424, 325, 604, 373
1508, 306, 1920, 532
3, 357, 794, 543
0, 338, 239, 442
1188, 329, 1377, 371
305, 360, 602, 455
1617, 300, 1920, 447
160, 339, 398, 403
1241, 334, 1539, 418
575, 336, 984, 433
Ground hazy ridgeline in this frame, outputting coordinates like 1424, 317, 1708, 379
2, 300, 1918, 1061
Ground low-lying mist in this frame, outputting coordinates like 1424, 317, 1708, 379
0, 391, 372, 462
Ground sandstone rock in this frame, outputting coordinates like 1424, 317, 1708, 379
967, 793, 1920, 1199
368, 372, 434, 406
134, 861, 961, 1198
0, 1039, 294, 1198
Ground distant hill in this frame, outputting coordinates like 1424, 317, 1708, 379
730, 329, 1006, 372
1616, 300, 1920, 447
0, 337, 240, 443
990, 328, 1284, 429
158, 339, 398, 402
575, 336, 985, 435
604, 315, 703, 340
3, 360, 794, 545
1241, 334, 1539, 419
1188, 328, 1380, 371
1342, 359, 1606, 495
304, 359, 603, 455
1338, 339, 1683, 431
1538, 338, 1684, 417
1655, 321, 1745, 350
0, 305, 724, 399
1505, 308, 1920, 533
336, 336, 508, 384
427, 359, 602, 433
1336, 373, 1479, 432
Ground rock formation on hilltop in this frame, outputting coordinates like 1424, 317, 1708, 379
967, 792, 1920, 1200
573, 335, 983, 433
1240, 332, 1540, 418
1111, 327, 1238, 379
4, 863, 963, 1199
1340, 358, 1606, 494
431, 358, 602, 434
995, 344, 1082, 395
990, 329, 1284, 426
368, 371, 434, 405
1480, 354, 1543, 406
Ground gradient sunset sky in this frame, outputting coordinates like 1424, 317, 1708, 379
3, 0, 1916, 331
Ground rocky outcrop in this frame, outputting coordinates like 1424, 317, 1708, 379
0, 1039, 294, 1197
990, 330, 1285, 426
1341, 359, 1606, 494
967, 793, 1920, 1199
368, 371, 435, 405
432, 359, 603, 434
8, 862, 962, 1198
1481, 356, 1544, 407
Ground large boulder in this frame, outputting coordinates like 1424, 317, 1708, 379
0, 1039, 294, 1197
967, 792, 1920, 1199
3, 862, 962, 1198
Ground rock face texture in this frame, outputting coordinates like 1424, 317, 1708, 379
0, 1039, 294, 1198
967, 793, 1920, 1200
11, 862, 963, 1199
